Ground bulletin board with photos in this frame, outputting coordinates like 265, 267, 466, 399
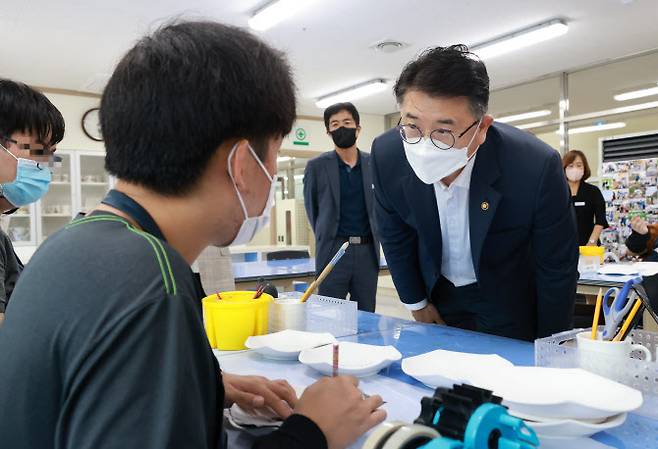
600, 158, 658, 259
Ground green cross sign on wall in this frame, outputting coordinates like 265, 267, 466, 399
293, 127, 309, 146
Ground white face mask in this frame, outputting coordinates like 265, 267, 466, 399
565, 167, 584, 182
226, 143, 276, 246
403, 119, 482, 185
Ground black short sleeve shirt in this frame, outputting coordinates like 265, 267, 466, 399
571, 181, 609, 245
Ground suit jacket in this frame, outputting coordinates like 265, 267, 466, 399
303, 150, 379, 272
371, 122, 579, 340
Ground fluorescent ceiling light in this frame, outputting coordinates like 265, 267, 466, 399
614, 83, 658, 102
516, 100, 658, 131
496, 109, 551, 123
556, 122, 626, 135
472, 19, 568, 59
315, 79, 388, 109
248, 0, 312, 31
612, 100, 658, 114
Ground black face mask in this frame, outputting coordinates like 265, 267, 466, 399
330, 126, 357, 149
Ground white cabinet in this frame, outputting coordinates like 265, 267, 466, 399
76, 151, 114, 215
7, 150, 113, 246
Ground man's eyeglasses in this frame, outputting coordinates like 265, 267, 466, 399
1, 135, 61, 167
397, 118, 479, 150
0, 135, 55, 156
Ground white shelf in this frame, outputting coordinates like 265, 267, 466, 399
81, 182, 109, 187
50, 181, 71, 186
10, 214, 30, 218
42, 213, 72, 218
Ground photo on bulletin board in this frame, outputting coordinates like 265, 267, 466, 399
647, 160, 658, 177
629, 184, 645, 198
628, 210, 648, 220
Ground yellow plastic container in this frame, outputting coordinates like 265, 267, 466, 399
579, 245, 605, 263
202, 291, 273, 350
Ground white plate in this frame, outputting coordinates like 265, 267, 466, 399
401, 350, 513, 388
298, 341, 402, 377
523, 413, 627, 438
482, 367, 643, 420
245, 330, 337, 360
597, 264, 640, 276
510, 410, 606, 425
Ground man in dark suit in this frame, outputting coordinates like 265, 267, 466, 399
372, 45, 578, 340
304, 102, 380, 312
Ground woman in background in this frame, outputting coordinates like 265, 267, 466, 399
563, 150, 609, 246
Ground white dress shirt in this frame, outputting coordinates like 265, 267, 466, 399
435, 155, 478, 286
405, 155, 478, 311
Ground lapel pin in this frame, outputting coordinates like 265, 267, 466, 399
481, 201, 489, 211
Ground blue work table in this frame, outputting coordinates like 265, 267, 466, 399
216, 312, 658, 449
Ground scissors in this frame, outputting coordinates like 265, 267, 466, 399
601, 277, 642, 340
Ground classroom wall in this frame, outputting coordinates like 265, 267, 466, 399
45, 91, 390, 156
42, 91, 105, 151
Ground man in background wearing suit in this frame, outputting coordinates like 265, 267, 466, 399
304, 102, 379, 312
371, 45, 578, 340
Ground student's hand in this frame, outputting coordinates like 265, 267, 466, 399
223, 373, 297, 419
411, 304, 446, 325
631, 216, 649, 235
295, 376, 386, 449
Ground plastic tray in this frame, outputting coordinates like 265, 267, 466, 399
275, 291, 358, 338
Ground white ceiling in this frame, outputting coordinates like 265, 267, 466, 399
1, 0, 657, 116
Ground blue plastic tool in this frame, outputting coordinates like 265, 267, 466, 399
418, 403, 539, 449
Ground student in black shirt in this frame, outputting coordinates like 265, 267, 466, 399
0, 78, 65, 323
0, 21, 385, 449
563, 150, 609, 246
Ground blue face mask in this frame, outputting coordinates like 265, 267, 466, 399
1, 143, 52, 207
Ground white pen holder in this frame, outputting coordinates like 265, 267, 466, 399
269, 297, 307, 333
576, 331, 652, 378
